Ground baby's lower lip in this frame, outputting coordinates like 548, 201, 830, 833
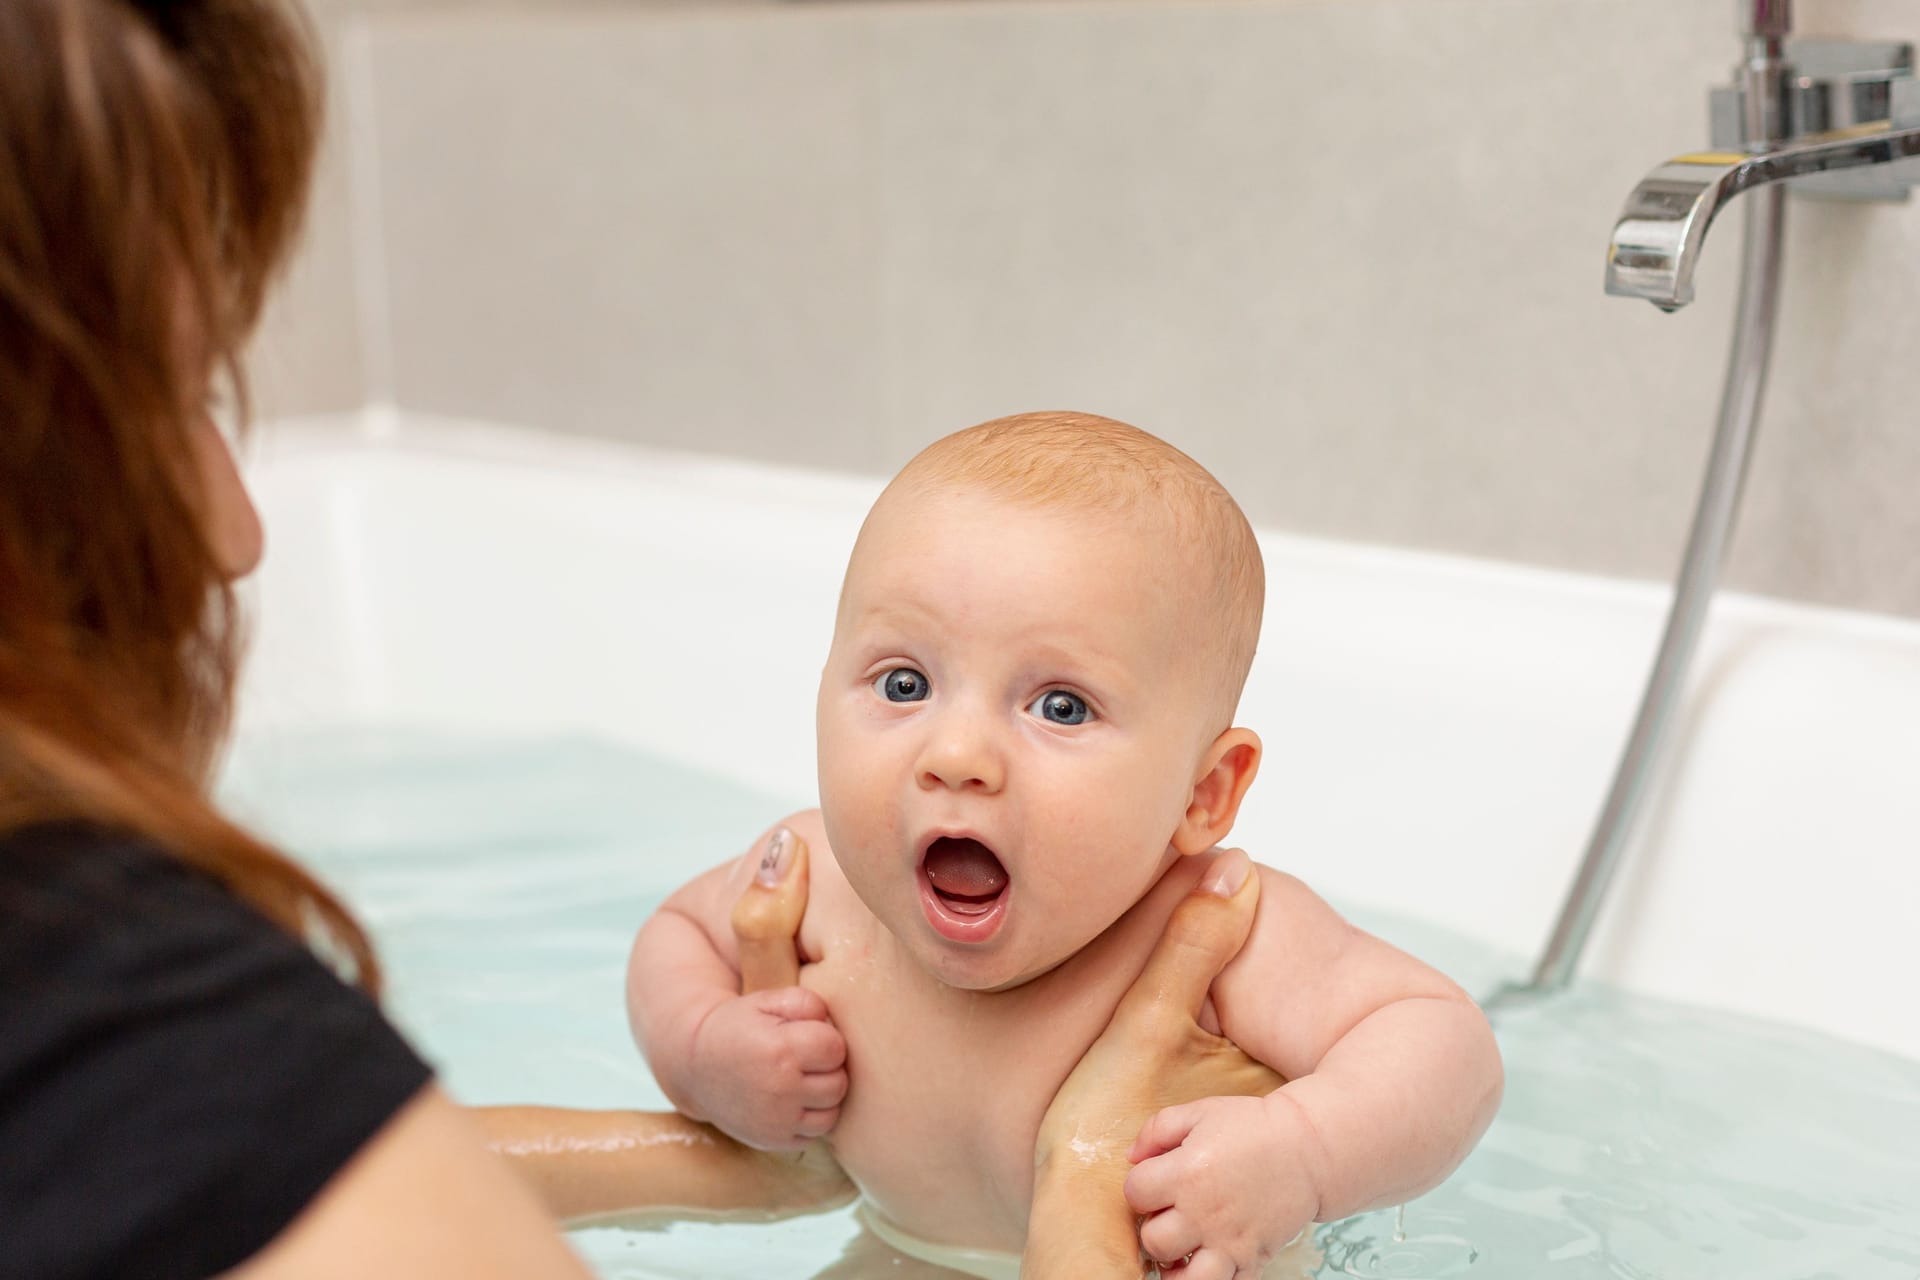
917, 868, 1010, 943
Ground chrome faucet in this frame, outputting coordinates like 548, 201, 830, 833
1606, 14, 1920, 310
1513, 2, 1918, 1000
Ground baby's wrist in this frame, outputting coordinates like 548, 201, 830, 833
668, 991, 737, 1111
1262, 1085, 1333, 1223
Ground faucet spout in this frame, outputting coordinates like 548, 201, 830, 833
1605, 118, 1920, 309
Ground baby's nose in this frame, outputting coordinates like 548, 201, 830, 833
915, 720, 1006, 794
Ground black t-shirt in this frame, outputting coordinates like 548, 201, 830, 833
0, 822, 433, 1280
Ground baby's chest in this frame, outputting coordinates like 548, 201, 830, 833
799, 944, 1131, 1249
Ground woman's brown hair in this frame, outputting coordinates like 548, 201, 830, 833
0, 0, 379, 989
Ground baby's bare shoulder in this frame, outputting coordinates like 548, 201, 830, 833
1250, 862, 1347, 931
1232, 860, 1391, 982
1164, 851, 1349, 941
654, 810, 854, 951
1210, 856, 1474, 1077
763, 810, 852, 907
739, 811, 869, 964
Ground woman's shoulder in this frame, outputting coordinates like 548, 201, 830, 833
0, 819, 434, 1280
0, 819, 318, 984
0, 816, 429, 1095
0, 816, 177, 878
5, 816, 216, 886
2, 819, 233, 954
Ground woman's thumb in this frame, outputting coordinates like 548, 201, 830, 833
733, 827, 810, 993
1118, 848, 1260, 1028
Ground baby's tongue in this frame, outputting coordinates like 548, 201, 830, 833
924, 837, 1008, 901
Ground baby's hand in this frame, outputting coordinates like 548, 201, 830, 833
689, 986, 847, 1151
1125, 1093, 1319, 1278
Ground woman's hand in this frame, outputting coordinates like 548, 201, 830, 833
477, 829, 852, 1224
729, 825, 812, 991
725, 829, 854, 1203
1025, 849, 1284, 1279
687, 829, 849, 1149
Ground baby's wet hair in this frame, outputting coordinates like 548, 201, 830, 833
886, 411, 1265, 724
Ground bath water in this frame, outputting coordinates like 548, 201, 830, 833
220, 730, 1920, 1279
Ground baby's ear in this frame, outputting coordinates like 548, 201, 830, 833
1173, 728, 1262, 856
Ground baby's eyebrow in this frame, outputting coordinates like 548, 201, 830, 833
1003, 635, 1144, 692
847, 602, 933, 639
840, 598, 930, 641
843, 597, 1156, 692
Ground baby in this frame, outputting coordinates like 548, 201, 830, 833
628, 412, 1503, 1275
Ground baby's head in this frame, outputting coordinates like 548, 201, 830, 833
816, 411, 1265, 991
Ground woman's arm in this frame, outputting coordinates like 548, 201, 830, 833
228, 1086, 596, 1279
474, 1105, 850, 1228
1023, 849, 1274, 1280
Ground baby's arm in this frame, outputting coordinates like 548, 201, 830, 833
626, 817, 848, 1151
1124, 863, 1504, 1274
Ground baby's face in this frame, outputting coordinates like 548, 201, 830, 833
817, 485, 1223, 992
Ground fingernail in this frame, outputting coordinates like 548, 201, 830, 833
1201, 847, 1250, 898
757, 828, 794, 887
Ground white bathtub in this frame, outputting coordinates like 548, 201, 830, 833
234, 411, 1920, 1066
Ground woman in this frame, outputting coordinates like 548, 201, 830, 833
0, 1, 1271, 1276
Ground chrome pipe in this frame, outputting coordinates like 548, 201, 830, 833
1518, 23, 1798, 996
1500, 12, 1920, 1004
1741, 0, 1790, 43
1527, 182, 1784, 992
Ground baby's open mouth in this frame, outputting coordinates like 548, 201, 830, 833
922, 836, 1009, 919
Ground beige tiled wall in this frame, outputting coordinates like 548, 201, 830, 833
255, 0, 1920, 616
247, 0, 762, 418
246, 5, 365, 419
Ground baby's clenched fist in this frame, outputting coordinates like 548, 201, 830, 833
688, 986, 848, 1150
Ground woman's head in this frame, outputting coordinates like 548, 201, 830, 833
0, 0, 315, 764
0, 0, 376, 985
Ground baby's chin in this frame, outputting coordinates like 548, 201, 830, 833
902, 929, 1078, 994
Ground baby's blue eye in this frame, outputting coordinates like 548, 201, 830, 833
1029, 690, 1090, 725
876, 668, 930, 702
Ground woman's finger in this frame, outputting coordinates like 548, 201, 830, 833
1111, 849, 1259, 1036
1137, 1208, 1202, 1265
732, 827, 810, 993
